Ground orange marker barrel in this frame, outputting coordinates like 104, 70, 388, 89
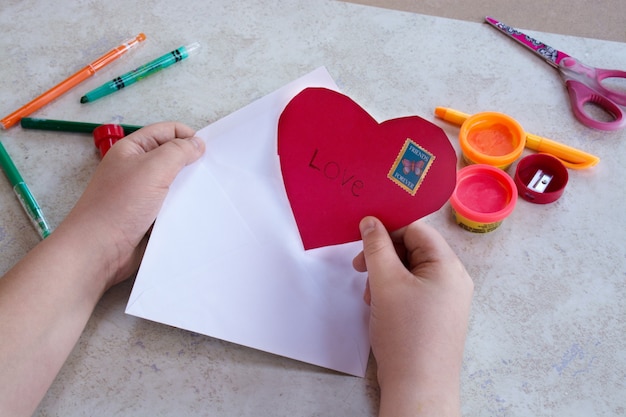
0, 33, 146, 129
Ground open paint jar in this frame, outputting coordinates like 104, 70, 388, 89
450, 164, 518, 233
459, 112, 525, 170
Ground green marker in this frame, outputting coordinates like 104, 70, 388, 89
80, 42, 200, 103
0, 140, 51, 239
20, 117, 143, 135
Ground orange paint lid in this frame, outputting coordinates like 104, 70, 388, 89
459, 112, 525, 169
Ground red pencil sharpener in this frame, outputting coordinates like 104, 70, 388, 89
93, 124, 125, 158
514, 154, 568, 204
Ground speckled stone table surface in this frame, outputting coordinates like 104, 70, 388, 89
1, 1, 625, 416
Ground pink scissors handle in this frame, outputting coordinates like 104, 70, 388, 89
565, 80, 626, 131
560, 58, 626, 131
594, 68, 626, 106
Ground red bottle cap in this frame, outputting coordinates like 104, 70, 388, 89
93, 124, 125, 158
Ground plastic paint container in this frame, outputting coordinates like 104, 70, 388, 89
459, 112, 526, 170
514, 153, 568, 204
450, 164, 518, 233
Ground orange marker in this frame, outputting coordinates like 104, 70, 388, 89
1, 33, 146, 129
435, 107, 600, 170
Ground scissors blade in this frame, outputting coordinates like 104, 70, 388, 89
485, 17, 570, 68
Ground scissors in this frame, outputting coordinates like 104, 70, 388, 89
485, 17, 626, 131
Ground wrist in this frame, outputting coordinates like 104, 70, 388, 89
48, 215, 116, 298
376, 348, 462, 417
378, 373, 461, 417
0, 211, 115, 416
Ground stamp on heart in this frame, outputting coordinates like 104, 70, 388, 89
388, 138, 435, 196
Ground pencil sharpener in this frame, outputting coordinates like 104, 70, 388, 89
93, 124, 125, 158
514, 154, 568, 204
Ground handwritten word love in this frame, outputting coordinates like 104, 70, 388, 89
308, 148, 364, 197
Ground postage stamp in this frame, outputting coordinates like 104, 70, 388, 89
387, 138, 435, 195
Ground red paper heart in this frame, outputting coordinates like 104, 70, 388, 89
278, 87, 457, 250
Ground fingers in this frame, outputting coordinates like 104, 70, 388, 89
104, 122, 206, 178
123, 122, 197, 153
358, 216, 405, 282
363, 279, 371, 305
356, 217, 465, 280
401, 221, 473, 293
402, 221, 460, 270
352, 251, 366, 272
145, 135, 206, 174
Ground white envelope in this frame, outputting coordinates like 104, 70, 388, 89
126, 67, 371, 377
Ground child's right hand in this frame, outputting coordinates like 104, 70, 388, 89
353, 216, 474, 417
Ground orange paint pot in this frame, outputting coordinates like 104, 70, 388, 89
450, 164, 518, 233
459, 112, 525, 170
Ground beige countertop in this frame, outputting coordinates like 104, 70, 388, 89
1, 1, 625, 416
346, 0, 626, 42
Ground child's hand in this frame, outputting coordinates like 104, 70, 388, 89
0, 122, 206, 417
353, 216, 473, 417
58, 122, 205, 289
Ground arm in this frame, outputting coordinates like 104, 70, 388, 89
353, 216, 474, 417
0, 122, 205, 417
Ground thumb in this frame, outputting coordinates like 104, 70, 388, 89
359, 216, 405, 283
149, 136, 206, 169
135, 136, 206, 185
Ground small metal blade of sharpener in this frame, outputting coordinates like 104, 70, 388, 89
528, 169, 553, 193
